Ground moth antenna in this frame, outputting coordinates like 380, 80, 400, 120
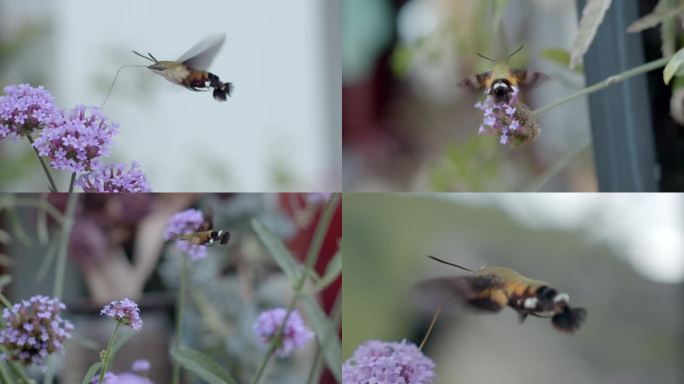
132, 50, 155, 62
506, 45, 525, 62
476, 52, 495, 62
101, 64, 148, 109
427, 255, 474, 273
147, 52, 159, 62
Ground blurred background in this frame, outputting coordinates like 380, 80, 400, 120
0, 193, 341, 383
0, 0, 341, 192
343, 193, 684, 383
343, 0, 595, 191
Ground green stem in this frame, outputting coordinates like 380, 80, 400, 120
251, 196, 339, 384
53, 193, 77, 299
304, 194, 340, 269
533, 56, 670, 116
26, 136, 58, 193
305, 292, 341, 384
250, 293, 301, 384
524, 140, 592, 192
8, 360, 33, 384
172, 256, 188, 384
0, 361, 12, 384
67, 173, 76, 193
98, 322, 122, 384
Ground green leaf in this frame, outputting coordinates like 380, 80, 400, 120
664, 48, 684, 84
627, 2, 684, 33
251, 219, 301, 284
311, 251, 341, 293
540, 48, 583, 72
111, 328, 135, 355
171, 347, 238, 384
301, 295, 341, 382
81, 362, 102, 384
0, 275, 11, 289
570, 0, 613, 69
391, 43, 413, 77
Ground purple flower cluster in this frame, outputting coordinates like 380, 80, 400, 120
0, 295, 74, 366
100, 299, 143, 331
95, 370, 153, 384
32, 105, 118, 173
252, 308, 314, 357
164, 209, 207, 260
77, 162, 151, 193
93, 359, 152, 383
343, 340, 436, 384
0, 84, 62, 140
474, 86, 540, 147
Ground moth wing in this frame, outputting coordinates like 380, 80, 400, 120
177, 33, 226, 70
412, 274, 506, 313
197, 210, 214, 232
511, 69, 548, 89
459, 71, 492, 91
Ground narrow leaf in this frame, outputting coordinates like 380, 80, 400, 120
0, 275, 11, 289
251, 219, 301, 284
111, 328, 135, 355
570, 0, 613, 69
301, 296, 342, 382
540, 48, 584, 72
664, 48, 684, 84
171, 347, 238, 384
627, 3, 684, 33
311, 251, 341, 293
81, 362, 102, 384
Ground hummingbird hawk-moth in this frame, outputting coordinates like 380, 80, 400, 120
133, 33, 234, 102
459, 45, 547, 104
415, 256, 587, 334
174, 211, 230, 246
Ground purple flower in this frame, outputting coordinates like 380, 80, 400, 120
0, 295, 74, 366
0, 84, 62, 140
77, 162, 151, 192
32, 105, 118, 173
472, 87, 539, 147
131, 359, 151, 372
343, 340, 436, 384
95, 372, 153, 384
252, 308, 313, 357
100, 298, 143, 331
164, 209, 207, 260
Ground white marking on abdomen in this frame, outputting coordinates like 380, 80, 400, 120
554, 293, 570, 304
524, 297, 538, 309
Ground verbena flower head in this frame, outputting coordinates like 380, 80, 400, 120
164, 209, 207, 260
0, 295, 74, 366
95, 372, 153, 384
77, 162, 151, 192
131, 359, 151, 372
474, 86, 540, 147
252, 308, 313, 357
343, 340, 436, 384
100, 298, 143, 331
0, 84, 62, 140
32, 105, 118, 173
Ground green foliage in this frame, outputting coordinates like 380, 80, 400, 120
251, 219, 302, 283
81, 363, 102, 384
429, 136, 502, 192
663, 47, 684, 84
171, 348, 239, 384
570, 0, 613, 69
540, 48, 584, 73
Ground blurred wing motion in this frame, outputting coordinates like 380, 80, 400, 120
176, 211, 231, 246
459, 47, 548, 104
177, 33, 226, 70
415, 256, 587, 333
